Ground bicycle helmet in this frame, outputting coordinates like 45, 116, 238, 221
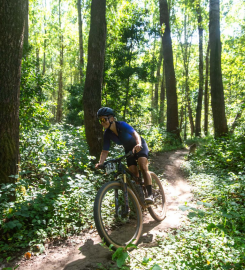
97, 107, 115, 118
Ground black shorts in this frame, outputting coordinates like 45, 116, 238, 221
126, 138, 149, 167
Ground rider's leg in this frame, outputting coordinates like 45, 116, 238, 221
137, 157, 151, 185
128, 165, 139, 178
138, 157, 153, 203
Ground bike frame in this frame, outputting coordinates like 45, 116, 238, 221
112, 158, 148, 215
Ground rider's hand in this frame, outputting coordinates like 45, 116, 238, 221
133, 144, 142, 153
95, 163, 103, 169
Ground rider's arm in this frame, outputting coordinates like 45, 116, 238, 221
132, 131, 141, 146
95, 150, 109, 168
132, 131, 142, 153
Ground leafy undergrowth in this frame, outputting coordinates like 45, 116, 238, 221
1, 124, 245, 270
0, 124, 104, 262
119, 133, 245, 269
0, 122, 172, 264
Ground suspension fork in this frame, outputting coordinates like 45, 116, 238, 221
114, 171, 129, 218
121, 170, 129, 217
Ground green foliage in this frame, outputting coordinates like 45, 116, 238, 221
0, 125, 99, 259
20, 54, 54, 130
189, 134, 245, 174
136, 125, 184, 152
65, 84, 84, 126
104, 1, 152, 120
122, 132, 245, 269
112, 247, 129, 268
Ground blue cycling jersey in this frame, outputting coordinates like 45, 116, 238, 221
103, 121, 137, 152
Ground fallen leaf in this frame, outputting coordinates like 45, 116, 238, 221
25, 252, 31, 260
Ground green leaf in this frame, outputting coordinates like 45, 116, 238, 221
222, 213, 232, 218
142, 257, 150, 264
116, 251, 128, 268
203, 202, 212, 207
152, 264, 162, 270
197, 201, 203, 205
179, 205, 191, 211
206, 223, 216, 231
187, 212, 197, 218
112, 247, 124, 260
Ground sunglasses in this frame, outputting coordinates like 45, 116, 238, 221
99, 117, 109, 124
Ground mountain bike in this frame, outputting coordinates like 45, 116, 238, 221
93, 151, 167, 250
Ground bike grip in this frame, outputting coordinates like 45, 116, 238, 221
97, 164, 105, 169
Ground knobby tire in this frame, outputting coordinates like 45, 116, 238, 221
94, 181, 143, 250
148, 171, 167, 221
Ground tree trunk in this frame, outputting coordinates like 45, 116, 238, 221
83, 0, 106, 158
159, 0, 181, 141
179, 104, 184, 133
36, 47, 42, 103
36, 48, 40, 74
123, 77, 130, 121
180, 10, 194, 138
77, 0, 84, 84
123, 40, 133, 121
154, 42, 163, 124
151, 36, 156, 123
0, 0, 25, 198
159, 58, 165, 125
204, 42, 210, 135
186, 78, 195, 137
195, 1, 204, 137
56, 0, 63, 123
43, 0, 47, 75
230, 108, 244, 134
184, 104, 187, 140
23, 0, 29, 57
57, 39, 63, 122
209, 0, 228, 137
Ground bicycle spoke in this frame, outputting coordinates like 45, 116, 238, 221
94, 182, 143, 249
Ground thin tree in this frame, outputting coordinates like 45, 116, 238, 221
154, 42, 163, 124
159, 55, 165, 125
151, 32, 156, 123
56, 0, 64, 123
195, 0, 204, 137
159, 0, 181, 141
177, 6, 195, 137
43, 0, 47, 75
204, 42, 210, 135
209, 0, 228, 137
123, 35, 133, 121
0, 1, 25, 198
23, 0, 29, 57
83, 0, 106, 158
77, 0, 84, 84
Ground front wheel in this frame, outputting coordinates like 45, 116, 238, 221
94, 181, 143, 250
148, 172, 167, 221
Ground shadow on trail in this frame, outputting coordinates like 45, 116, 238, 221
62, 218, 163, 270
63, 239, 114, 270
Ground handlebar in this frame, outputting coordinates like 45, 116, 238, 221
97, 151, 133, 169
97, 146, 143, 169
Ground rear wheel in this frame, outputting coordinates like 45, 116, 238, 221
148, 172, 167, 221
94, 181, 143, 250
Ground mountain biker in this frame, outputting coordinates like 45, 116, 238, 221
95, 107, 153, 204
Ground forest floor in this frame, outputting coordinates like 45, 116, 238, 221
4, 148, 193, 270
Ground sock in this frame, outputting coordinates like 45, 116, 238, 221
146, 185, 152, 196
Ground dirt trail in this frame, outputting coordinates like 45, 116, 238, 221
4, 148, 192, 270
